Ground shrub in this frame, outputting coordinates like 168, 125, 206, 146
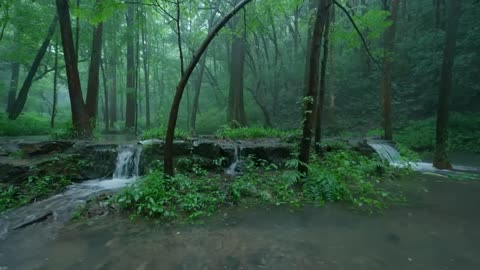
0, 112, 51, 136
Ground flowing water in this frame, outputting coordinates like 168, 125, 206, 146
0, 174, 479, 270
225, 144, 243, 176
367, 140, 480, 174
0, 144, 141, 240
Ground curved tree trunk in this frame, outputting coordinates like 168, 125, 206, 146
8, 15, 57, 120
298, 0, 328, 176
433, 0, 461, 170
164, 0, 254, 176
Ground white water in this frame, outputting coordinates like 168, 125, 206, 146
367, 140, 480, 174
225, 145, 242, 176
0, 144, 142, 239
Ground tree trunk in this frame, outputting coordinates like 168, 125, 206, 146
164, 0, 254, 176
125, 2, 136, 129
314, 7, 331, 152
50, 39, 59, 128
327, 4, 336, 127
228, 6, 247, 127
101, 58, 109, 131
8, 16, 57, 120
381, 0, 400, 141
298, 0, 328, 176
6, 62, 19, 113
108, 22, 117, 127
189, 54, 207, 135
85, 3, 104, 127
433, 0, 461, 170
55, 0, 91, 136
141, 9, 151, 129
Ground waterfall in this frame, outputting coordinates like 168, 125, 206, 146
225, 145, 242, 176
367, 141, 403, 166
113, 145, 142, 179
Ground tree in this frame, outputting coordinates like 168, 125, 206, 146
7, 15, 57, 120
125, 2, 136, 129
164, 0, 255, 176
298, 0, 328, 176
55, 0, 91, 136
433, 0, 462, 169
381, 0, 400, 140
85, 0, 104, 126
314, 5, 332, 151
228, 6, 248, 127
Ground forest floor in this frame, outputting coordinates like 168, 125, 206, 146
0, 173, 479, 270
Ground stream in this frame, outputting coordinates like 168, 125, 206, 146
0, 142, 479, 269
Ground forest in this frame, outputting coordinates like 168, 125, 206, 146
0, 0, 479, 269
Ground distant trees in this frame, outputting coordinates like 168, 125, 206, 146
433, 0, 462, 169
125, 2, 136, 130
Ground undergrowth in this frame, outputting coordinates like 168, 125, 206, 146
368, 113, 480, 153
142, 126, 189, 140
0, 175, 72, 212
216, 126, 296, 139
0, 113, 51, 136
111, 149, 408, 222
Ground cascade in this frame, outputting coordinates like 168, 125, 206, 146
113, 145, 142, 179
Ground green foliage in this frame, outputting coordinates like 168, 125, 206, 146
142, 126, 189, 140
395, 113, 480, 153
0, 175, 72, 213
0, 113, 51, 136
216, 126, 293, 139
115, 170, 225, 221
113, 148, 407, 222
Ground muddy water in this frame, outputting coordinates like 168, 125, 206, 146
1, 175, 480, 270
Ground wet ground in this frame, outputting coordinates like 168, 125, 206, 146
1, 174, 479, 270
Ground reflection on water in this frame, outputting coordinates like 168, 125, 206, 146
1, 174, 479, 270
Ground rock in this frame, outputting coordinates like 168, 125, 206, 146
18, 141, 74, 156
0, 159, 30, 184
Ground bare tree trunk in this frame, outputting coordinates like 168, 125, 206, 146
50, 39, 59, 128
298, 0, 328, 176
85, 1, 104, 127
101, 58, 109, 131
109, 27, 117, 127
75, 0, 80, 58
189, 54, 207, 135
314, 7, 331, 152
164, 0, 254, 176
8, 16, 57, 120
381, 0, 400, 141
327, 4, 336, 127
6, 62, 19, 113
55, 0, 91, 136
125, 2, 136, 129
141, 8, 151, 129
433, 0, 461, 170
228, 5, 247, 127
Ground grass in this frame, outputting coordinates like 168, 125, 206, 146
216, 126, 296, 139
142, 126, 189, 140
0, 112, 51, 136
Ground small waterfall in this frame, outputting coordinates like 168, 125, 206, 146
225, 145, 242, 176
367, 141, 403, 165
113, 145, 142, 179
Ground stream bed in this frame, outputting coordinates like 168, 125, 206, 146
1, 174, 479, 270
